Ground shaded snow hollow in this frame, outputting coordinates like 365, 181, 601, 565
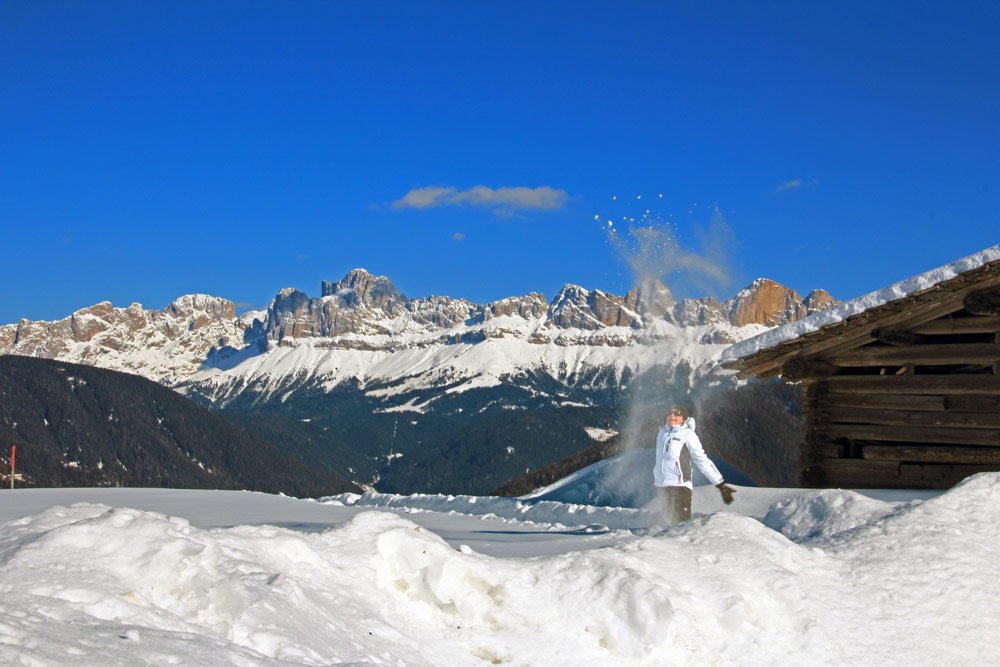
0, 471, 997, 666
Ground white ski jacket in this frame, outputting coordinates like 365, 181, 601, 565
653, 417, 724, 488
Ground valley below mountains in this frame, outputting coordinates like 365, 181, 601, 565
1, 270, 835, 494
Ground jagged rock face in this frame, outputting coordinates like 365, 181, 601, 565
268, 270, 411, 340
725, 278, 811, 327
268, 289, 316, 340
168, 294, 236, 322
674, 297, 726, 326
804, 289, 837, 314
0, 295, 246, 383
268, 272, 481, 340
547, 285, 641, 330
321, 269, 407, 312
71, 302, 115, 342
547, 285, 595, 329
591, 290, 640, 327
483, 293, 548, 319
11, 317, 74, 358
0, 325, 15, 349
408, 296, 478, 329
625, 279, 675, 318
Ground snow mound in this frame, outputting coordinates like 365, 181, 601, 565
2, 475, 999, 665
367, 511, 673, 661
0, 505, 679, 665
761, 489, 901, 542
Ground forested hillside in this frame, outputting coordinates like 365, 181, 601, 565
0, 355, 361, 496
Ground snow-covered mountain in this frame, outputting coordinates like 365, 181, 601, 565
1, 271, 837, 493
0, 269, 834, 411
0, 294, 251, 385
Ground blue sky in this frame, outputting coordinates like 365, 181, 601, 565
2, 1, 998, 323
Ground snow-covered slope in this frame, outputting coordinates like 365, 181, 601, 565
185, 317, 744, 409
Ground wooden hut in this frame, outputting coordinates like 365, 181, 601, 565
722, 246, 1000, 489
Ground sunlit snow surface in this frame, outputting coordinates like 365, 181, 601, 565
0, 471, 997, 666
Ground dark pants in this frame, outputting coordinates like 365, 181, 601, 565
657, 485, 692, 526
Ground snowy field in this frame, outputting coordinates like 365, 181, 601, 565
0, 460, 997, 666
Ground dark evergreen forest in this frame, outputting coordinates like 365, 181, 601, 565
0, 355, 361, 496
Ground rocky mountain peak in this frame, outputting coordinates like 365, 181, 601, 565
673, 297, 725, 327
624, 278, 675, 318
725, 278, 832, 327
483, 293, 548, 320
407, 295, 478, 329
265, 270, 410, 341
167, 294, 236, 321
0, 269, 840, 388
804, 289, 837, 314
321, 269, 406, 311
547, 285, 641, 330
0, 295, 248, 383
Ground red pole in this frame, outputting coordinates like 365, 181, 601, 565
9, 445, 14, 490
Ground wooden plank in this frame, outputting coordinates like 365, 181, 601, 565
802, 457, 994, 489
996, 332, 1000, 375
781, 357, 839, 381
899, 462, 998, 483
909, 315, 1000, 335
819, 442, 846, 458
802, 435, 846, 459
947, 395, 1000, 411
801, 459, 904, 488
817, 393, 946, 412
862, 444, 1000, 465
825, 423, 1000, 446
825, 342, 1000, 366
964, 289, 1000, 316
824, 374, 1000, 395
871, 328, 924, 346
822, 406, 1000, 429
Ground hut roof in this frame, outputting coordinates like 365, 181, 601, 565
722, 244, 1000, 378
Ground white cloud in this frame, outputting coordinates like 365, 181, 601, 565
776, 178, 804, 192
776, 178, 819, 193
393, 186, 458, 209
452, 232, 465, 241
392, 185, 570, 215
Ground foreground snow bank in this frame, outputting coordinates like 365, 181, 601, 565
1, 474, 998, 665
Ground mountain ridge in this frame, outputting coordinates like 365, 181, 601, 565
1, 269, 836, 390
0, 269, 828, 494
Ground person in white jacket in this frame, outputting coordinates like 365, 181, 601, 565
653, 404, 735, 525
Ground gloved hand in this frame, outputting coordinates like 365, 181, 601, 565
717, 482, 735, 505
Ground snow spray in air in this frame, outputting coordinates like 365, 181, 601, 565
595, 196, 737, 515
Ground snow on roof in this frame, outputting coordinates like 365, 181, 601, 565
722, 243, 1000, 363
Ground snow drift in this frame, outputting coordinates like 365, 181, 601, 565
1, 473, 998, 665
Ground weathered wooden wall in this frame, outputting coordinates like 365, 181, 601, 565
795, 303, 1000, 489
